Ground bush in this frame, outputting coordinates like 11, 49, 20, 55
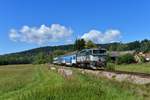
33, 52, 47, 64
106, 55, 114, 63
139, 56, 146, 63
116, 54, 135, 64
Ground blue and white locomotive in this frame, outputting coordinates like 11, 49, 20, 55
53, 48, 107, 69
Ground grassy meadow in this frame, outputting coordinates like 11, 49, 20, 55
115, 63, 150, 74
0, 64, 150, 100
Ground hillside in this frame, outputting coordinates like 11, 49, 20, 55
0, 44, 74, 65
2, 44, 74, 56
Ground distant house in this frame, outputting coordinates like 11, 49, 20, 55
145, 53, 150, 61
143, 53, 150, 61
136, 52, 150, 62
108, 52, 120, 61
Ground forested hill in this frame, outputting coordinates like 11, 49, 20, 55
6, 44, 74, 57
0, 39, 150, 65
0, 44, 74, 65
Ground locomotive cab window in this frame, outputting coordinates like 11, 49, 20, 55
93, 50, 106, 54
86, 50, 92, 55
78, 50, 86, 56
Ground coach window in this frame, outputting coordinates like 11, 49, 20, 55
80, 50, 86, 56
73, 56, 76, 59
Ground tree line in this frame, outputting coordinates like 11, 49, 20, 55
0, 39, 150, 65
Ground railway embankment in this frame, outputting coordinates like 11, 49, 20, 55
78, 69, 150, 84
51, 65, 150, 85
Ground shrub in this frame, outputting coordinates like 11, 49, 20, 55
106, 55, 112, 63
33, 52, 47, 64
139, 56, 146, 63
116, 54, 135, 64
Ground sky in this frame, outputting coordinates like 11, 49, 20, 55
0, 0, 150, 54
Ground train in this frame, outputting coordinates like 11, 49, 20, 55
53, 48, 107, 69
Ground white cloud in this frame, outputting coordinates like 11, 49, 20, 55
81, 29, 121, 43
9, 24, 73, 44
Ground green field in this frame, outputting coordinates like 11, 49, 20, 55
0, 64, 150, 100
115, 63, 150, 74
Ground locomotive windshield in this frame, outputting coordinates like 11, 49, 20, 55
93, 50, 106, 55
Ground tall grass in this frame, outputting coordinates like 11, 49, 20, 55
115, 63, 150, 74
0, 64, 149, 100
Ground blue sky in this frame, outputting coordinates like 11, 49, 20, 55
0, 0, 150, 54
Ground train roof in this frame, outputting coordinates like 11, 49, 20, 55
79, 48, 106, 51
56, 48, 106, 57
58, 51, 77, 58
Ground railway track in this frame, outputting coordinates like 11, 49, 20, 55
55, 64, 150, 78
96, 69, 150, 78
75, 67, 150, 84
52, 64, 150, 84
64, 66, 150, 84
69, 66, 150, 78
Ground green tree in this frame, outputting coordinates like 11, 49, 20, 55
140, 39, 150, 52
85, 40, 97, 49
74, 39, 86, 51
127, 41, 140, 51
33, 52, 47, 64
53, 50, 67, 57
116, 54, 135, 64
108, 43, 119, 51
46, 53, 53, 63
